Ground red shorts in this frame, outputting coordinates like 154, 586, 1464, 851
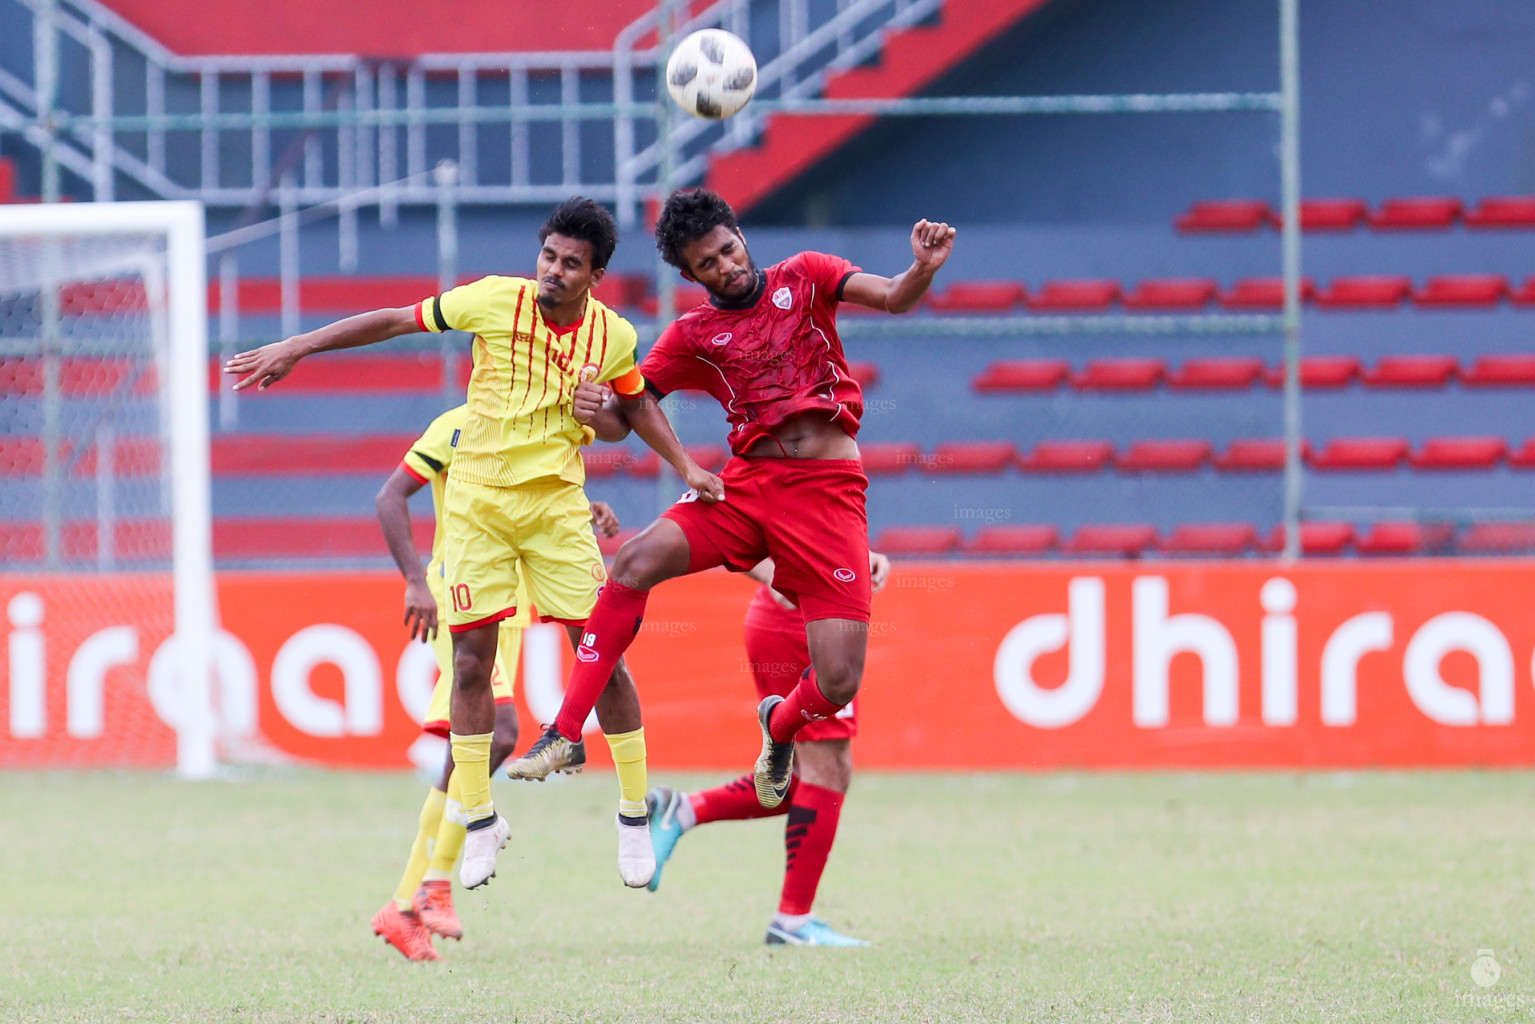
742, 587, 856, 742
663, 456, 871, 623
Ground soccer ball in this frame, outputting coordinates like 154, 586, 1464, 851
665, 29, 758, 120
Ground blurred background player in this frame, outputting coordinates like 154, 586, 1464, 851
369, 402, 620, 961
226, 198, 720, 891
646, 550, 890, 947
507, 188, 953, 817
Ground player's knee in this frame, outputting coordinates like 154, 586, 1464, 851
610, 536, 671, 590
451, 648, 494, 691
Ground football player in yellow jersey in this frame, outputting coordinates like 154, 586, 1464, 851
369, 403, 621, 960
227, 198, 723, 894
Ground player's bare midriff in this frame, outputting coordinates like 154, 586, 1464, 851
743, 412, 859, 460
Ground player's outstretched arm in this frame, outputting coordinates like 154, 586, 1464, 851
224, 305, 421, 391
376, 466, 437, 642
616, 391, 725, 502
842, 218, 957, 314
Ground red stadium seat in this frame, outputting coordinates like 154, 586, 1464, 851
1459, 522, 1535, 554
872, 526, 963, 556
846, 361, 880, 388
972, 359, 1069, 392
1367, 197, 1462, 230
1508, 440, 1535, 468
927, 281, 1026, 312
639, 284, 709, 315
211, 435, 416, 475
1115, 440, 1211, 472
214, 517, 422, 560
1408, 437, 1506, 469
1413, 274, 1508, 307
627, 451, 661, 478
860, 442, 921, 475
1308, 438, 1409, 470
1510, 277, 1535, 306
1314, 276, 1413, 308
1218, 277, 1316, 309
1017, 440, 1115, 473
1260, 522, 1355, 556
1158, 523, 1258, 555
1062, 523, 1157, 557
1462, 355, 1535, 386
1291, 198, 1367, 231
1464, 196, 1535, 228
1263, 356, 1361, 389
1355, 521, 1452, 555
684, 445, 727, 471
1175, 200, 1273, 233
1214, 438, 1304, 472
597, 529, 637, 557
1070, 358, 1164, 391
1026, 280, 1119, 312
1120, 278, 1217, 311
963, 525, 1059, 556
1166, 357, 1265, 390
924, 441, 1016, 474
590, 274, 649, 311
1360, 355, 1458, 388
581, 449, 631, 477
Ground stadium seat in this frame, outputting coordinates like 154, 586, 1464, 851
213, 517, 422, 560
1017, 440, 1115, 473
1218, 277, 1316, 309
972, 359, 1070, 392
1262, 522, 1355, 556
1459, 522, 1535, 554
1070, 358, 1164, 391
1354, 521, 1453, 556
1115, 440, 1211, 472
1412, 274, 1508, 307
963, 525, 1059, 556
1062, 523, 1157, 557
1508, 440, 1535, 468
1026, 280, 1119, 312
1360, 355, 1458, 388
626, 451, 660, 478
639, 284, 709, 315
1464, 196, 1535, 228
926, 281, 1026, 312
1175, 200, 1273, 232
1263, 356, 1361, 389
1461, 355, 1535, 386
1367, 197, 1461, 230
1157, 523, 1259, 555
860, 442, 921, 475
1510, 277, 1535, 306
597, 529, 637, 558
872, 526, 963, 556
1313, 276, 1413, 308
846, 361, 880, 388
685, 445, 727, 471
1166, 357, 1265, 390
1308, 437, 1409, 470
211, 435, 415, 475
590, 273, 649, 311
1293, 198, 1367, 231
925, 441, 1016, 474
581, 449, 631, 477
1408, 437, 1506, 469
1214, 438, 1305, 472
1120, 278, 1217, 310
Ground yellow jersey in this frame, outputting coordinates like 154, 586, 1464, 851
416, 276, 645, 488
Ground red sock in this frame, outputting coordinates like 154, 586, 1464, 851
780, 782, 844, 916
768, 669, 846, 743
553, 581, 648, 740
690, 774, 796, 825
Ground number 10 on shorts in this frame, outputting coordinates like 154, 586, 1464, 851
450, 584, 472, 612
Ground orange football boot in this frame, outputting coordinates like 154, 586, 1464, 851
371, 902, 442, 962
412, 880, 464, 941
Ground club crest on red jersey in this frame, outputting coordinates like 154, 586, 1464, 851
772, 286, 793, 309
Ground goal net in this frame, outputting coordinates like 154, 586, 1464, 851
0, 201, 216, 778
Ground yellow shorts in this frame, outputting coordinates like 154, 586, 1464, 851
421, 575, 529, 736
443, 476, 607, 630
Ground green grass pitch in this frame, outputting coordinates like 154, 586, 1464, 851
2, 769, 1532, 1022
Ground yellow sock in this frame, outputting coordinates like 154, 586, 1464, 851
393, 787, 446, 910
426, 770, 468, 882
605, 727, 647, 819
449, 731, 494, 826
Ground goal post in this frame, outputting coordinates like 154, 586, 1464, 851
0, 200, 215, 779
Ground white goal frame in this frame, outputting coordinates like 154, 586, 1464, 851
0, 200, 214, 779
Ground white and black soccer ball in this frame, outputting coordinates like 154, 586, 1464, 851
665, 29, 758, 120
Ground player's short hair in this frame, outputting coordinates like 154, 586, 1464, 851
656, 189, 741, 270
540, 197, 618, 272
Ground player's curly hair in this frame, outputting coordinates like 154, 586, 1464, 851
656, 189, 740, 270
540, 197, 618, 271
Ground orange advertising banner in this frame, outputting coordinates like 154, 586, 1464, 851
4, 561, 1535, 770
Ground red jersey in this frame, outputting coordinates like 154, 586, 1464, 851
640, 251, 864, 455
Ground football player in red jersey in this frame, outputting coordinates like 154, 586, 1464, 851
506, 188, 953, 822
